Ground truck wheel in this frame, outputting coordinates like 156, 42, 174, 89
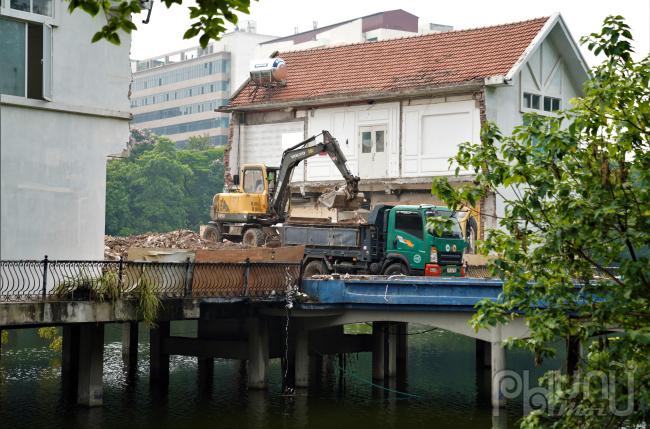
303, 260, 327, 278
202, 224, 222, 243
242, 228, 265, 247
383, 262, 409, 276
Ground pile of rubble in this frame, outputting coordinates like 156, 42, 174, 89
104, 229, 242, 260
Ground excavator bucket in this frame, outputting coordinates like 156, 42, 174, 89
318, 189, 365, 211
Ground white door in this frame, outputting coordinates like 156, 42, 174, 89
359, 126, 387, 179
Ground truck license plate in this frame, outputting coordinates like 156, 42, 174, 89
447, 267, 457, 274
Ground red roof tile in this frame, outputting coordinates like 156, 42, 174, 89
230, 17, 549, 108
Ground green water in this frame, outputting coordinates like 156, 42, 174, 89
0, 323, 562, 429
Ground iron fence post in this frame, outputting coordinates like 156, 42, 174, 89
184, 257, 192, 297
243, 258, 250, 297
118, 256, 124, 290
41, 255, 49, 299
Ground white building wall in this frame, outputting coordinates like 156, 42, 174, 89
401, 98, 480, 177
221, 32, 277, 93
0, 0, 130, 259
305, 102, 400, 181
236, 121, 306, 180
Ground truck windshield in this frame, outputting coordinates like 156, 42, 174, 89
425, 210, 463, 239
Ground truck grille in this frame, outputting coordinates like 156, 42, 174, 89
439, 252, 463, 265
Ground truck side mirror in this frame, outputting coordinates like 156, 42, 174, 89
233, 174, 240, 186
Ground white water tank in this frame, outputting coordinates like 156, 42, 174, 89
249, 58, 287, 85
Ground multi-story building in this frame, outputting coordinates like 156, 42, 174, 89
259, 9, 452, 53
1, 0, 131, 259
130, 26, 276, 146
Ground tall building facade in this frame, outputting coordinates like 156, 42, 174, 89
130, 28, 276, 146
1, 0, 131, 259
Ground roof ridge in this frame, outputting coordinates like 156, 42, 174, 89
277, 16, 551, 56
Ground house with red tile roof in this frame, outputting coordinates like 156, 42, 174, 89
220, 13, 589, 241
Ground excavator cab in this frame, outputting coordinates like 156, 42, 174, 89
212, 164, 271, 222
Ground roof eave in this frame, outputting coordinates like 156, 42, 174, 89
219, 80, 484, 113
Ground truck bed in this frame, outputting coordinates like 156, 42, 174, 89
281, 222, 364, 248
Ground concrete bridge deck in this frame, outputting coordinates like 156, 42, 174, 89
1, 260, 522, 411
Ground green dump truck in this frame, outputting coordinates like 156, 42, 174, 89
280, 204, 467, 277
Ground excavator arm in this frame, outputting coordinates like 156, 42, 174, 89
271, 130, 361, 222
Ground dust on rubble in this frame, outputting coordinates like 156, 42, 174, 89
104, 229, 244, 260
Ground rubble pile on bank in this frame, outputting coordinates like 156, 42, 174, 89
104, 230, 242, 260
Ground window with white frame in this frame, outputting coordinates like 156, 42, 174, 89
522, 92, 560, 113
8, 0, 53, 17
0, 16, 52, 100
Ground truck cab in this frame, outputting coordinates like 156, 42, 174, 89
384, 205, 466, 276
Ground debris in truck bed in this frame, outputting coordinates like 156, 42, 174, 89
104, 229, 244, 260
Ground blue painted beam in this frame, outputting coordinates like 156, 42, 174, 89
300, 277, 504, 310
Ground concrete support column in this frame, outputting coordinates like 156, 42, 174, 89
386, 323, 397, 378
476, 339, 491, 368
247, 318, 269, 389
294, 328, 309, 388
372, 322, 385, 380
150, 321, 170, 386
197, 319, 214, 389
566, 335, 580, 376
491, 341, 506, 408
395, 323, 408, 378
121, 322, 138, 374
77, 323, 105, 407
62, 325, 80, 396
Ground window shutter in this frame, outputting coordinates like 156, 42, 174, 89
42, 23, 52, 101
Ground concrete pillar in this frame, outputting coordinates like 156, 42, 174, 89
294, 328, 309, 388
77, 323, 105, 407
372, 322, 385, 380
62, 325, 80, 396
150, 321, 170, 386
566, 335, 580, 376
197, 319, 214, 390
395, 323, 408, 378
121, 322, 138, 374
491, 341, 506, 408
247, 318, 269, 389
476, 339, 491, 368
386, 323, 397, 378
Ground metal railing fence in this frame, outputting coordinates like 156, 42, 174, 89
0, 256, 301, 302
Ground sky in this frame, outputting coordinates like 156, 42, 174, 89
130, 0, 650, 65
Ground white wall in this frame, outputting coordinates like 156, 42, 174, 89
305, 102, 400, 181
485, 36, 581, 136
402, 98, 480, 177
1, 108, 128, 259
222, 32, 277, 93
237, 121, 305, 180
0, 0, 130, 259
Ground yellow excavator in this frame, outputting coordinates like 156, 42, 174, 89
202, 130, 363, 246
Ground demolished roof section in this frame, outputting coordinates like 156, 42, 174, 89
229, 17, 550, 109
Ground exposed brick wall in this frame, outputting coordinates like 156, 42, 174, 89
223, 112, 240, 189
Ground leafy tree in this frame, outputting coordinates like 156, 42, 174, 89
432, 16, 649, 428
66, 0, 255, 47
186, 134, 212, 151
106, 130, 224, 235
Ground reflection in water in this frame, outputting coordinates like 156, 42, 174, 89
0, 324, 562, 429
